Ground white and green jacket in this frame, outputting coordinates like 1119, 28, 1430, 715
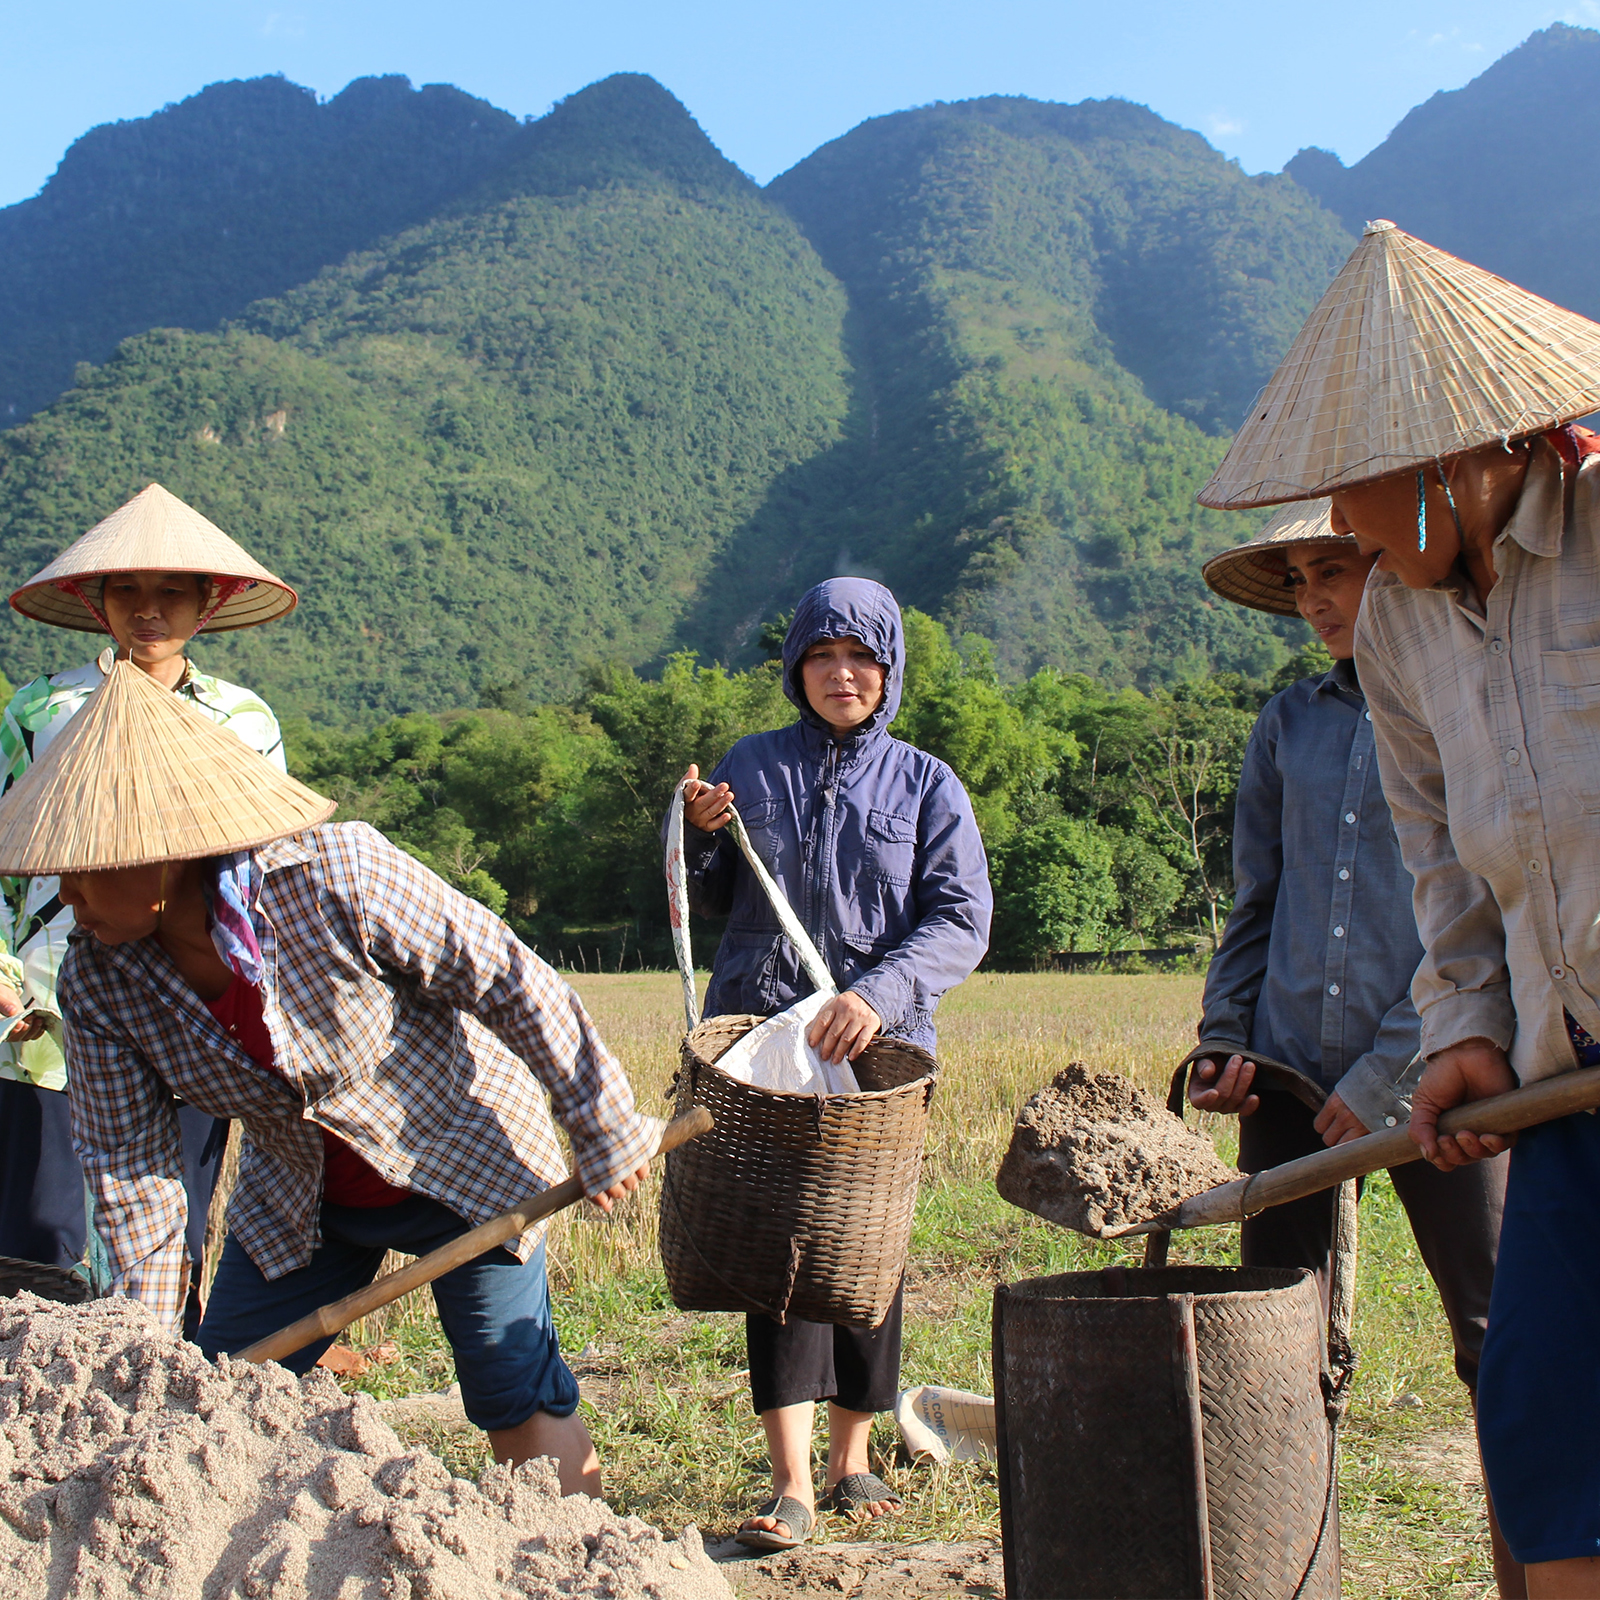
0, 647, 286, 1090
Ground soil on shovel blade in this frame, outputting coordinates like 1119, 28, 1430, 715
996, 1062, 1236, 1237
0, 1293, 729, 1600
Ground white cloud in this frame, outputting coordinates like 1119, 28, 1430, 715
260, 12, 307, 39
1207, 113, 1245, 139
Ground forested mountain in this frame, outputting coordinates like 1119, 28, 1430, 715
0, 75, 525, 425
1286, 23, 1600, 319
723, 96, 1352, 684
0, 76, 853, 720
0, 69, 1361, 719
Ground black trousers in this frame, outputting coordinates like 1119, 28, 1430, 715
0, 1078, 227, 1335
747, 1278, 904, 1416
1239, 1089, 1506, 1387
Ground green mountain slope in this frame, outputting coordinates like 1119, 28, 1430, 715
1286, 23, 1600, 318
683, 96, 1351, 683
0, 76, 852, 720
0, 74, 520, 424
0, 77, 1356, 718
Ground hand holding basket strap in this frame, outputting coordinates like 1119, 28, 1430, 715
666, 780, 836, 1033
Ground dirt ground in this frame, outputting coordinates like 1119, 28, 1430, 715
707, 1538, 1004, 1599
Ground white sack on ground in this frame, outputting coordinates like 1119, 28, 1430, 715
894, 1384, 997, 1464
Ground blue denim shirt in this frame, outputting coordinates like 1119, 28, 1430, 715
1199, 660, 1424, 1130
679, 579, 991, 1052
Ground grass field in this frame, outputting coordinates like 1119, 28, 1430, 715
339, 972, 1494, 1598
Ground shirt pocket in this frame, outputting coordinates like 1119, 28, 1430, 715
738, 795, 784, 859
1541, 648, 1600, 812
864, 808, 917, 885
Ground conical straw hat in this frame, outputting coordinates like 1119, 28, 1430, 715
10, 483, 297, 633
0, 661, 334, 875
1198, 221, 1600, 509
1202, 500, 1354, 616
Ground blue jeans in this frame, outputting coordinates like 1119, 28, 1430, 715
1477, 1108, 1600, 1564
197, 1194, 578, 1432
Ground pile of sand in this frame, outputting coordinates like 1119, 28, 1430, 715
996, 1063, 1236, 1237
0, 1293, 730, 1600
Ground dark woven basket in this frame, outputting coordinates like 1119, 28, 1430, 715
0, 1255, 93, 1305
659, 1014, 936, 1328
995, 1265, 1338, 1600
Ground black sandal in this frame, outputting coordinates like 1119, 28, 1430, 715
734, 1495, 814, 1551
827, 1472, 903, 1517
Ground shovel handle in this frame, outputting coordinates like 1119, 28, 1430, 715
234, 1105, 712, 1366
1113, 1064, 1600, 1237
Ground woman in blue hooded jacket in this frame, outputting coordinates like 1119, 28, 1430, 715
678, 578, 991, 1548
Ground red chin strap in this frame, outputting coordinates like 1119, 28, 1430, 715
196, 576, 254, 629
53, 579, 112, 633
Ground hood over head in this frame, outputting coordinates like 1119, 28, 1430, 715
781, 578, 904, 736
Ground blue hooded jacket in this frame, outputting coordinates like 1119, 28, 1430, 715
681, 578, 992, 1051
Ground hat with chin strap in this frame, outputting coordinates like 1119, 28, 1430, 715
1199, 221, 1600, 510
10, 483, 297, 634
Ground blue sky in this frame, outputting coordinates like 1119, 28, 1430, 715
1, 0, 1593, 207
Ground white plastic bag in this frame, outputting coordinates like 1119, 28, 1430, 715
713, 990, 861, 1095
666, 780, 866, 1096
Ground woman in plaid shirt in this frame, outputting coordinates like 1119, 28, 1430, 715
0, 661, 656, 1496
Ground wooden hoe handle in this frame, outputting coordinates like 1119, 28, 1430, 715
234, 1105, 713, 1366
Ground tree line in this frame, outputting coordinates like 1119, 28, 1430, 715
287, 610, 1330, 970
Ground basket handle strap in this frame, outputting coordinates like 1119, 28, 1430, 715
667, 781, 838, 1034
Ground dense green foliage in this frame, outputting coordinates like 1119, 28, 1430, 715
0, 74, 524, 425
288, 609, 1332, 966
0, 72, 1355, 719
0, 78, 853, 719
1286, 23, 1600, 319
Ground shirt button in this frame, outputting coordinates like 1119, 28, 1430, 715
1364, 710, 1372, 721
1334, 925, 1345, 937
1328, 983, 1341, 996
1491, 639, 1506, 654
1553, 965, 1567, 980
1530, 860, 1543, 874
1384, 1116, 1398, 1127
1338, 868, 1350, 881
1344, 812, 1356, 824
1505, 749, 1521, 765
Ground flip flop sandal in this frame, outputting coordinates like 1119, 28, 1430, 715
734, 1495, 814, 1551
827, 1472, 904, 1517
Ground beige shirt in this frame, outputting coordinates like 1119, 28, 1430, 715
1356, 439, 1600, 1084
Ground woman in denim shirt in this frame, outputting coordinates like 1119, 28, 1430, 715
678, 577, 990, 1549
1194, 505, 1517, 1594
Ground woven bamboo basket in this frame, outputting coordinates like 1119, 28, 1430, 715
658, 1013, 936, 1328
0, 1255, 93, 1305
995, 1265, 1338, 1600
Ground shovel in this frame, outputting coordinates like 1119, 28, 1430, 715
1110, 1065, 1600, 1238
235, 1106, 713, 1365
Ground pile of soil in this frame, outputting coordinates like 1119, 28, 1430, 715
0, 1293, 729, 1600
996, 1063, 1236, 1236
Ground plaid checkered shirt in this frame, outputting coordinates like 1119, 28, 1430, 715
1356, 440, 1600, 1087
58, 822, 655, 1334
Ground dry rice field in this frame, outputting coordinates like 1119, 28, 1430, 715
342, 972, 1494, 1598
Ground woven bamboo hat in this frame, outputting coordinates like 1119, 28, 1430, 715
10, 483, 297, 633
0, 660, 334, 875
1198, 220, 1600, 509
1202, 501, 1356, 616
